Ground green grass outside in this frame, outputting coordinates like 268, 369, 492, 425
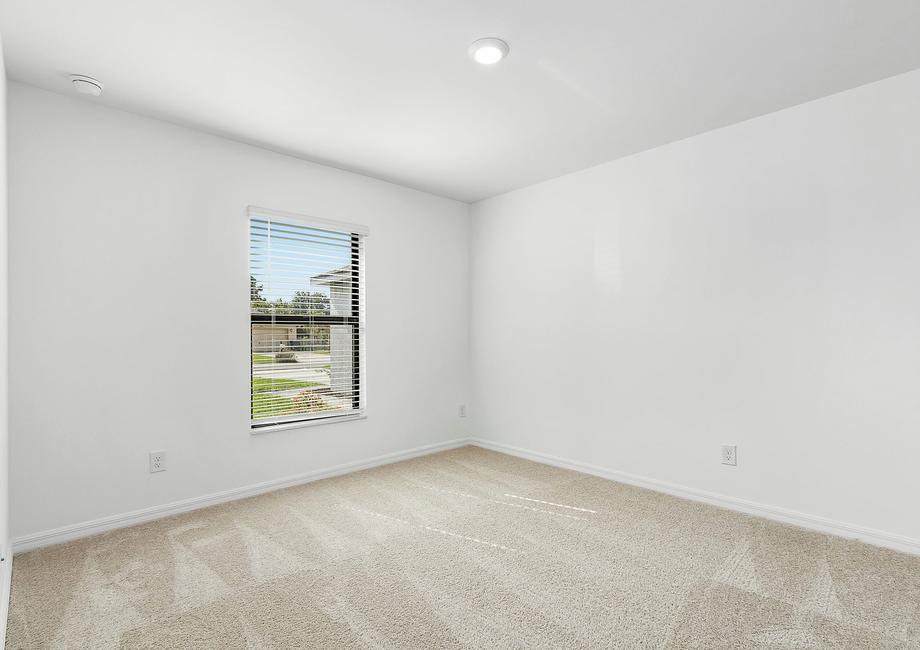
251, 377, 320, 392
252, 398, 293, 418
251, 376, 324, 418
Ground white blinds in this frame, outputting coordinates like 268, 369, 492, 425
249, 207, 366, 427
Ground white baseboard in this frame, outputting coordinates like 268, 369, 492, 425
12, 436, 920, 558
470, 438, 920, 556
12, 438, 470, 554
0, 542, 11, 650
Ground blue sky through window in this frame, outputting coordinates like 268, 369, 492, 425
250, 218, 353, 303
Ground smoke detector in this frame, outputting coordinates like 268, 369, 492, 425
69, 75, 104, 97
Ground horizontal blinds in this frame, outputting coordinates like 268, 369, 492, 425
249, 209, 365, 427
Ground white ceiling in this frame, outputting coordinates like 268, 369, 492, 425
2, 1, 920, 202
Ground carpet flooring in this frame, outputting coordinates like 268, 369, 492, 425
6, 446, 920, 648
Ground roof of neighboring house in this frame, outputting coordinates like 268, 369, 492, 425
311, 265, 353, 286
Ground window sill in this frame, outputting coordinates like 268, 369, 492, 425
250, 412, 367, 435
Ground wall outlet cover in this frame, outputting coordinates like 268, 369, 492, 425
149, 450, 166, 473
721, 445, 737, 466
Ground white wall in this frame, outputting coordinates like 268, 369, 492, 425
0, 32, 11, 633
8, 65, 920, 550
471, 69, 920, 543
8, 82, 469, 539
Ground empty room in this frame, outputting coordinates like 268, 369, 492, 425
0, 1, 918, 648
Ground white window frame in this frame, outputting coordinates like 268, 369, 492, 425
248, 206, 368, 433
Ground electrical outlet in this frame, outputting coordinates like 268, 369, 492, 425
721, 445, 737, 466
149, 450, 166, 473
459, 404, 467, 418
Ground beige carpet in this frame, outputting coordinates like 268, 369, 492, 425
6, 446, 920, 649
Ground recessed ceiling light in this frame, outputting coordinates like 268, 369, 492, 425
469, 38, 509, 65
69, 74, 104, 97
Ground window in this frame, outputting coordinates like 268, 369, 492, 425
249, 207, 366, 429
